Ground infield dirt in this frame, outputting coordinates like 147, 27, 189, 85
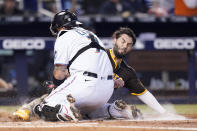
0, 112, 197, 131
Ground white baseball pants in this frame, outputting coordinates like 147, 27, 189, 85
44, 72, 114, 115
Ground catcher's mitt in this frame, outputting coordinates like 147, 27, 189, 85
42, 81, 56, 94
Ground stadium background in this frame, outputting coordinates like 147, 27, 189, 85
0, 0, 196, 106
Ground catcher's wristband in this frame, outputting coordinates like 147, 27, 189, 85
52, 76, 65, 86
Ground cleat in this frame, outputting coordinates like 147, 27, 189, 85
130, 105, 143, 119
13, 109, 30, 121
67, 94, 75, 103
70, 106, 82, 120
66, 94, 81, 121
56, 94, 81, 122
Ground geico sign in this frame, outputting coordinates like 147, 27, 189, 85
2, 39, 45, 50
154, 39, 195, 49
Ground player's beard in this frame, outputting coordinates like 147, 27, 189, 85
113, 43, 126, 58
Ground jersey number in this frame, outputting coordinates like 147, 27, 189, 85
75, 30, 100, 52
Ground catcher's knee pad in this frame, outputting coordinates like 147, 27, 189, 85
33, 95, 81, 122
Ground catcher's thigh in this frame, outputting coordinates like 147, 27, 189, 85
44, 72, 114, 115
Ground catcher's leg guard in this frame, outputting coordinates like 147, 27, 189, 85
35, 104, 60, 121
33, 104, 42, 118
34, 94, 81, 122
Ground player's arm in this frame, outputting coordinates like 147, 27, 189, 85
52, 34, 71, 86
113, 73, 124, 88
53, 64, 70, 86
54, 64, 69, 80
119, 62, 166, 114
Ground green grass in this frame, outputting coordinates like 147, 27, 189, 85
0, 104, 197, 114
136, 104, 197, 115
169, 104, 197, 114
0, 106, 19, 112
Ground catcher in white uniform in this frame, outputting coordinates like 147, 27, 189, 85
30, 10, 114, 121
13, 10, 141, 121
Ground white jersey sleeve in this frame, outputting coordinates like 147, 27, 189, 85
54, 31, 74, 65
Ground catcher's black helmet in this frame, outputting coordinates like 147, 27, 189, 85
50, 10, 82, 36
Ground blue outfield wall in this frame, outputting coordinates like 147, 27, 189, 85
0, 37, 196, 50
